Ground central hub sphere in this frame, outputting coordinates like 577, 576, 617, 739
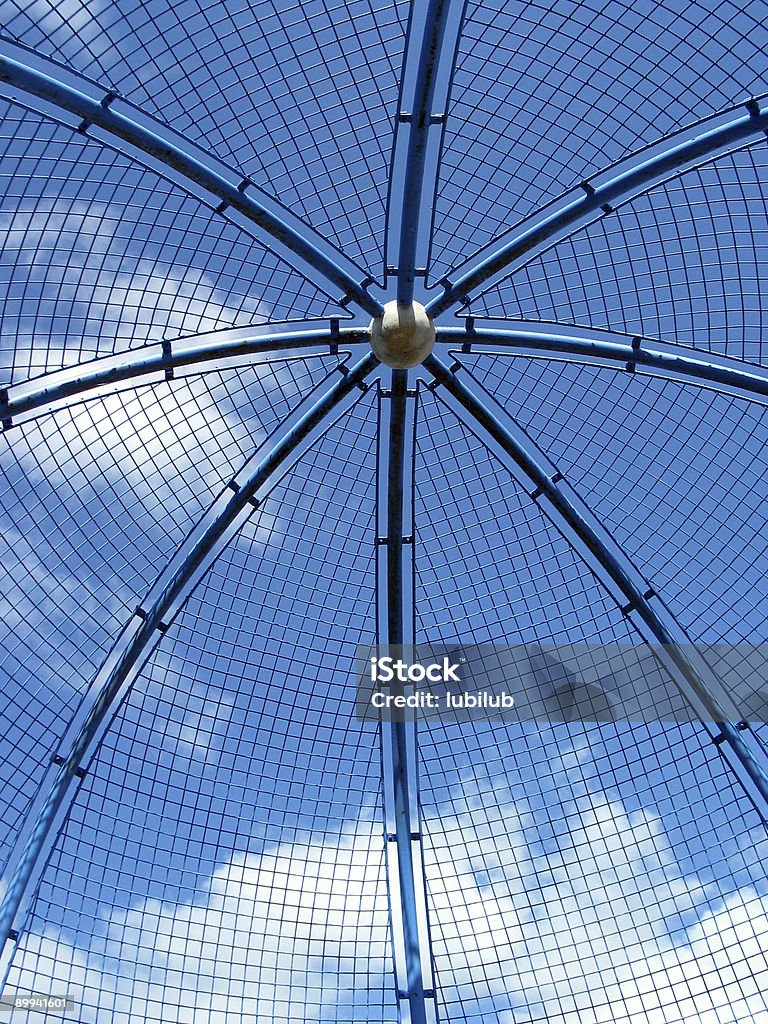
369, 300, 436, 369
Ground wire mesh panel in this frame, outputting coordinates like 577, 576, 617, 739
418, 719, 768, 1024
3, 391, 400, 1023
0, 99, 343, 384
468, 144, 768, 365
461, 355, 768, 643
413, 386, 637, 646
0, 355, 344, 872
1, 0, 409, 277
428, 0, 768, 283
413, 386, 768, 1023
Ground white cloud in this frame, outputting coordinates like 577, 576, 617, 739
0, 199, 316, 524
0, 0, 112, 67
8, 777, 768, 1023
0, 203, 112, 266
0, 197, 297, 840
421, 781, 768, 1024
152, 674, 237, 762
1, 193, 278, 527
0, 369, 271, 694
20, 0, 102, 37
10, 820, 391, 1023
1, 199, 263, 377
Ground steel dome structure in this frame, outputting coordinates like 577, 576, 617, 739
2, 1, 768, 1021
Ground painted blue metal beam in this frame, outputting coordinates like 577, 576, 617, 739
394, 0, 461, 305
377, 371, 438, 1024
0, 351, 379, 982
435, 322, 768, 405
386, 371, 409, 646
427, 99, 768, 317
423, 352, 768, 815
0, 48, 383, 319
386, 371, 425, 1023
0, 325, 370, 426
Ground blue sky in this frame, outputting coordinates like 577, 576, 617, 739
2, 0, 768, 1022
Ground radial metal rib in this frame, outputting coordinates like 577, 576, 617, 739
393, 0, 460, 305
0, 352, 379, 983
377, 372, 438, 1024
0, 325, 370, 426
0, 48, 383, 318
424, 352, 768, 816
436, 322, 768, 405
427, 99, 768, 317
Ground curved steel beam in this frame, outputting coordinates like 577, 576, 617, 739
0, 325, 370, 426
423, 352, 768, 815
0, 48, 383, 319
0, 351, 379, 981
427, 98, 768, 317
393, 0, 462, 305
435, 322, 768, 405
377, 372, 438, 1024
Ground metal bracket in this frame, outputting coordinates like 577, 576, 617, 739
746, 98, 761, 120
530, 471, 562, 500
625, 335, 642, 373
0, 389, 11, 431
161, 338, 174, 380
